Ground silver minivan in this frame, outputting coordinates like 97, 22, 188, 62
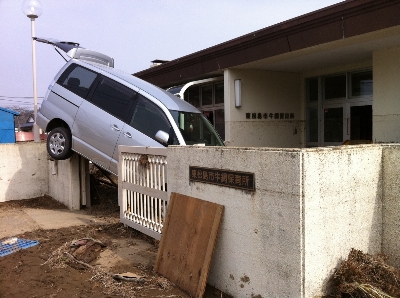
36, 38, 224, 175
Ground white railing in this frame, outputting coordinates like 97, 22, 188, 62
118, 146, 168, 240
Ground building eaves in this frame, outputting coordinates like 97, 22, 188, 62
133, 0, 400, 88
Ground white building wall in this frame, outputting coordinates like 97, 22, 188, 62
373, 46, 400, 143
224, 69, 302, 147
302, 60, 372, 80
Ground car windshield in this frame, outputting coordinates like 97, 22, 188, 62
170, 111, 224, 146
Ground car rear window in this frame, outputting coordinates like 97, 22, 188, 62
57, 64, 98, 98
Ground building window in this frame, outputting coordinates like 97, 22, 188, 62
188, 86, 200, 108
184, 81, 225, 140
306, 77, 318, 102
214, 82, 224, 105
350, 71, 373, 97
201, 85, 213, 106
324, 107, 344, 142
323, 74, 347, 100
306, 69, 372, 147
306, 107, 318, 143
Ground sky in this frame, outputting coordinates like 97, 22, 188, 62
0, 0, 342, 109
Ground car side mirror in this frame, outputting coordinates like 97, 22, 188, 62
155, 130, 169, 145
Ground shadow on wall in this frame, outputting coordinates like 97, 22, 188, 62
318, 146, 384, 296
381, 146, 400, 268
2, 142, 48, 202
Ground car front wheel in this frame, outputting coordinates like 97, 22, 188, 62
47, 127, 73, 160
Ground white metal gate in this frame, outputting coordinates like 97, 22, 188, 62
118, 146, 168, 240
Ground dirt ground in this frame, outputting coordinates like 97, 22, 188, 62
0, 170, 230, 298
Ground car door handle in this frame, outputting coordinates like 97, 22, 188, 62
110, 124, 120, 132
123, 132, 132, 138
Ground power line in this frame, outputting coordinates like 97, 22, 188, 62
0, 96, 44, 98
0, 98, 43, 102
0, 98, 43, 106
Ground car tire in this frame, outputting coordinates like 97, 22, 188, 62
47, 127, 73, 160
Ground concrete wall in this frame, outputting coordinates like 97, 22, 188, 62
382, 145, 400, 267
47, 154, 81, 210
167, 145, 391, 298
0, 142, 48, 202
0, 142, 82, 210
168, 146, 303, 297
224, 69, 303, 148
302, 146, 382, 297
373, 46, 400, 143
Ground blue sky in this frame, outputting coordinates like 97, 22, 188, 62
0, 0, 342, 108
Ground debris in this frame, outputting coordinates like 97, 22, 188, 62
155, 193, 224, 298
112, 272, 145, 283
63, 251, 94, 269
139, 154, 150, 168
69, 237, 106, 263
333, 248, 400, 297
0, 237, 39, 257
70, 237, 106, 248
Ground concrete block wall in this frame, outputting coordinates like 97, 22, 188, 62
0, 142, 48, 202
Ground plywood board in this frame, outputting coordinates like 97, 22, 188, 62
155, 192, 224, 298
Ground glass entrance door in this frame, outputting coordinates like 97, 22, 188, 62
323, 105, 344, 146
322, 103, 372, 146
306, 70, 373, 147
350, 105, 372, 142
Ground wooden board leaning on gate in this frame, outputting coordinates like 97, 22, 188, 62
155, 192, 224, 298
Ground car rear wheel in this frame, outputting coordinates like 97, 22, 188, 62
47, 127, 73, 160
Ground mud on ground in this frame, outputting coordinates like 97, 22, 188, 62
0, 168, 230, 298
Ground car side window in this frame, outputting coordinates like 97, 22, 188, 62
130, 94, 178, 145
89, 77, 136, 123
57, 64, 98, 98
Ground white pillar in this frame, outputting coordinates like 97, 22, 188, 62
30, 18, 40, 142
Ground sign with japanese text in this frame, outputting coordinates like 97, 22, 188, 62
189, 166, 255, 191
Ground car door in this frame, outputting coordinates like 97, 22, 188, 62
72, 76, 136, 171
109, 92, 177, 175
